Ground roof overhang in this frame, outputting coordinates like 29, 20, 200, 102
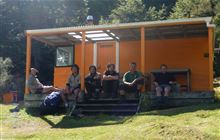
25, 17, 214, 46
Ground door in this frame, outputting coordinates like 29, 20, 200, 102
97, 42, 116, 73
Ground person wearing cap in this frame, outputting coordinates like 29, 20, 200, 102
27, 68, 60, 94
86, 15, 94, 25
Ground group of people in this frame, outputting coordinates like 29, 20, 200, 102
85, 62, 146, 100
27, 63, 176, 115
28, 62, 145, 101
27, 62, 145, 115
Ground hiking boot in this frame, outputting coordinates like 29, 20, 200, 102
155, 96, 163, 108
135, 90, 141, 99
119, 95, 126, 103
94, 89, 100, 99
111, 92, 118, 98
10, 106, 20, 113
65, 103, 69, 108
163, 96, 169, 107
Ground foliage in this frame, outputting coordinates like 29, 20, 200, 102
88, 0, 118, 24
214, 2, 220, 49
0, 57, 13, 93
0, 0, 88, 84
170, 0, 214, 18
108, 0, 168, 23
170, 0, 220, 77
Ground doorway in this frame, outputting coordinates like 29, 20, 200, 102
97, 42, 116, 73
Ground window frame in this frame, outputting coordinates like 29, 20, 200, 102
55, 46, 74, 67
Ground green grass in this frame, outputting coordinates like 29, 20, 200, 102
1, 102, 220, 140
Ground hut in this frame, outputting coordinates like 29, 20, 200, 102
24, 17, 215, 112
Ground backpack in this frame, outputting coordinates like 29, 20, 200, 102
40, 92, 62, 115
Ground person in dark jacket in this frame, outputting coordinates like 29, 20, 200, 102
153, 64, 176, 106
85, 65, 101, 99
102, 64, 119, 98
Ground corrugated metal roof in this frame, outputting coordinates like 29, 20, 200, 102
26, 17, 213, 36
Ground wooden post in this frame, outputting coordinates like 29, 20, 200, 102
116, 41, 120, 72
141, 27, 145, 74
208, 27, 214, 90
81, 31, 86, 90
25, 34, 32, 94
141, 27, 146, 91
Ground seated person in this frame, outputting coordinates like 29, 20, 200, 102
67, 64, 81, 101
119, 62, 144, 100
153, 64, 176, 103
85, 65, 101, 99
102, 64, 119, 98
39, 84, 71, 115
28, 68, 60, 94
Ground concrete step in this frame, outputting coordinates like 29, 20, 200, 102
78, 109, 137, 115
85, 98, 139, 104
76, 103, 138, 111
74, 98, 139, 115
77, 103, 138, 107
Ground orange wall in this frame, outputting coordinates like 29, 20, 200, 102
146, 37, 209, 91
54, 37, 210, 91
119, 37, 209, 91
119, 41, 141, 72
75, 43, 94, 76
54, 67, 72, 88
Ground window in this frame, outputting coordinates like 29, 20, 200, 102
56, 46, 73, 67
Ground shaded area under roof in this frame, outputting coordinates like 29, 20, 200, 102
26, 17, 214, 46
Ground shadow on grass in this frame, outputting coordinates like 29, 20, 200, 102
25, 108, 41, 117
25, 108, 129, 129
53, 115, 126, 129
25, 107, 67, 117
39, 114, 128, 129
138, 102, 220, 116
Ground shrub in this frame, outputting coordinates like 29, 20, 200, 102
0, 57, 13, 94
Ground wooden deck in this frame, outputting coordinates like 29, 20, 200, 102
140, 91, 215, 111
24, 91, 215, 115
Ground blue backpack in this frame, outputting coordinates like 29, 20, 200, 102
40, 91, 62, 115
44, 91, 61, 107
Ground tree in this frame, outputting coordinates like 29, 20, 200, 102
170, 0, 220, 77
108, 0, 169, 23
170, 0, 214, 18
0, 0, 88, 84
87, 0, 118, 24
0, 57, 13, 94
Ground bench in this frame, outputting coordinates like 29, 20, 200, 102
150, 68, 191, 92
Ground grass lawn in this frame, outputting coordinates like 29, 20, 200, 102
1, 101, 220, 139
